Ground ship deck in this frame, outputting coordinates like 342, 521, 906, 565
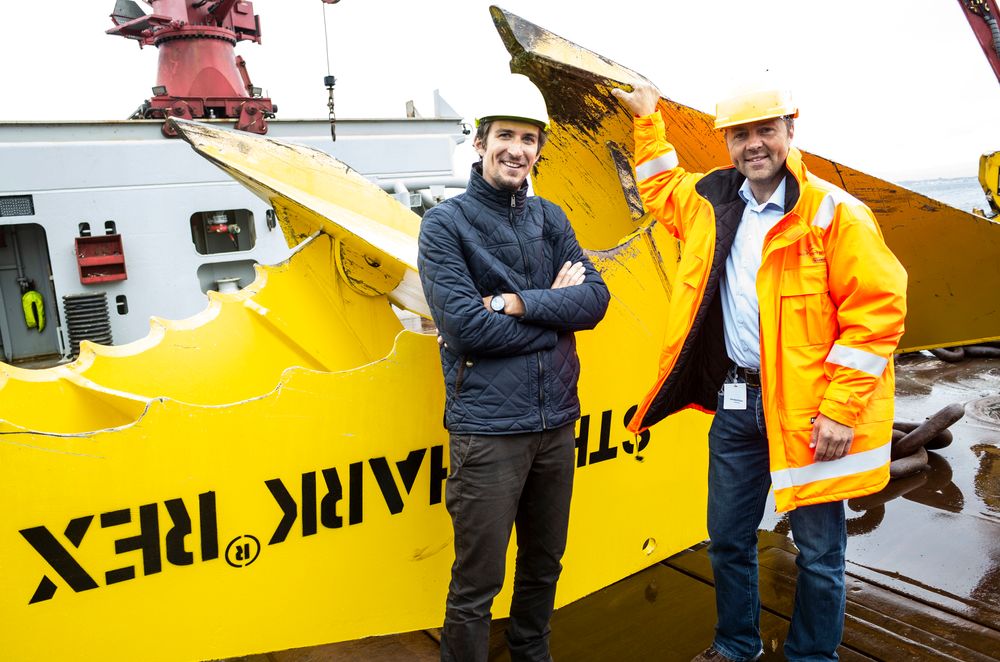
225, 353, 1000, 661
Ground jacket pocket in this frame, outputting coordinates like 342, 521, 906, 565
779, 265, 836, 347
778, 406, 818, 432
775, 406, 819, 470
455, 356, 469, 397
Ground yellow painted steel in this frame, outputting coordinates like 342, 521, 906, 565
171, 120, 428, 315
66, 237, 403, 407
2, 6, 1000, 661
0, 191, 707, 660
979, 150, 1000, 217
0, 71, 708, 662
489, 4, 1000, 351
0, 363, 149, 434
0, 235, 402, 429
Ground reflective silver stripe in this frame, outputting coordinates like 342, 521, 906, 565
811, 177, 863, 208
636, 151, 679, 181
771, 441, 890, 492
826, 343, 888, 377
811, 195, 835, 229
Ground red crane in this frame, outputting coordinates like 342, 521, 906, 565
957, 0, 1000, 86
956, 0, 1000, 217
107, 0, 276, 137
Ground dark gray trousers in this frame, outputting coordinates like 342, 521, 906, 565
440, 423, 576, 662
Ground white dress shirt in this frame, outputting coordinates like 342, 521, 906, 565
721, 176, 787, 369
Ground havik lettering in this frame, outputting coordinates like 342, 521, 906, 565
575, 405, 650, 468
19, 492, 217, 604
265, 445, 448, 545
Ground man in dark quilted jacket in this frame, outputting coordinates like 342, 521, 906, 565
417, 75, 609, 662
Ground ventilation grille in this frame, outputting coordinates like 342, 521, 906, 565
0, 195, 35, 218
63, 293, 113, 359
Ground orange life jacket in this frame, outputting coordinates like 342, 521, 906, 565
627, 112, 908, 512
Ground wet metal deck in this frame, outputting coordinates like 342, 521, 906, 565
227, 355, 1000, 661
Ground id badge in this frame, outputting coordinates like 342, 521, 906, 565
723, 382, 747, 410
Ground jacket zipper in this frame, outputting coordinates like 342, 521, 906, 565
756, 219, 807, 422
508, 193, 547, 429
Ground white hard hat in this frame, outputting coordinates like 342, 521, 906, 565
474, 74, 549, 132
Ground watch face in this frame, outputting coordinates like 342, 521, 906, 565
490, 295, 505, 312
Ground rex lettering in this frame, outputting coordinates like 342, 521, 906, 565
19, 491, 218, 604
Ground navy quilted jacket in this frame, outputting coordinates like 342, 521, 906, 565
418, 164, 610, 434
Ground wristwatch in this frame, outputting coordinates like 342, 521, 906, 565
490, 295, 506, 313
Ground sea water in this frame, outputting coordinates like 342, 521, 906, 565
899, 176, 989, 214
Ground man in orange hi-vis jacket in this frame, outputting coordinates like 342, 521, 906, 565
612, 83, 907, 662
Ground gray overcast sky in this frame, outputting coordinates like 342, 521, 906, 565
1, 1, 997, 182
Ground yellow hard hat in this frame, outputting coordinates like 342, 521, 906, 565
474, 74, 549, 132
713, 88, 798, 130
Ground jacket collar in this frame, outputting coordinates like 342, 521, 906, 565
781, 147, 806, 212
468, 162, 529, 214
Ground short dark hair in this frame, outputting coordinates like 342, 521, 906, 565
475, 118, 548, 152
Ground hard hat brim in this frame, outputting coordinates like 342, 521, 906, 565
474, 114, 549, 132
714, 109, 798, 131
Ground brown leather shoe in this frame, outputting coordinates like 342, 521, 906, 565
690, 648, 736, 662
690, 647, 762, 662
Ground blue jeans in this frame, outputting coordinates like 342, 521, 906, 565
440, 424, 575, 662
708, 378, 846, 662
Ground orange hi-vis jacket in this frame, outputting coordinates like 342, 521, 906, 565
626, 111, 908, 512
